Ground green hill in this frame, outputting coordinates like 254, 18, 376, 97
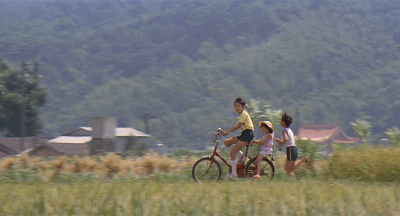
0, 0, 399, 147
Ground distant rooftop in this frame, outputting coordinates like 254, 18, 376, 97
297, 124, 360, 144
47, 136, 92, 144
61, 127, 150, 137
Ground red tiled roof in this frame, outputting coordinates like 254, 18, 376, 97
296, 124, 360, 144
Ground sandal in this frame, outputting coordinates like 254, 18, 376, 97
253, 175, 261, 179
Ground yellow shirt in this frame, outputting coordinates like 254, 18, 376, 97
238, 111, 254, 131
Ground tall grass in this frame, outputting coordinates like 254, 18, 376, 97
0, 147, 399, 214
325, 146, 400, 182
0, 180, 399, 215
0, 153, 196, 182
0, 146, 399, 183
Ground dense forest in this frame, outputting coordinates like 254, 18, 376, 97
0, 0, 399, 148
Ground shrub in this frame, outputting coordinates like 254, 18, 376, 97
156, 156, 178, 173
141, 154, 155, 175
325, 146, 400, 182
17, 153, 29, 169
81, 156, 98, 172
52, 156, 67, 171
1, 157, 16, 170
102, 153, 122, 177
70, 157, 82, 173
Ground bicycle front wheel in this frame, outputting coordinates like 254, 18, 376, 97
245, 157, 275, 179
192, 157, 222, 182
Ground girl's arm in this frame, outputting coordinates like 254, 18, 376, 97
277, 130, 288, 150
252, 134, 272, 146
222, 122, 242, 136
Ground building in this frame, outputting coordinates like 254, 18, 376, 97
296, 124, 360, 154
47, 126, 150, 156
0, 137, 50, 157
18, 145, 64, 157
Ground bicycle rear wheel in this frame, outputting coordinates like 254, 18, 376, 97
245, 157, 275, 179
192, 157, 222, 182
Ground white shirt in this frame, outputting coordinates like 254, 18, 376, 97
283, 127, 295, 147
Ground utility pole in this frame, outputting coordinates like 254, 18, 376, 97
144, 113, 156, 134
19, 61, 27, 152
33, 60, 39, 146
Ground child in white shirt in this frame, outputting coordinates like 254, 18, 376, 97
276, 112, 309, 178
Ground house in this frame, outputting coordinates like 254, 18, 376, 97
47, 126, 150, 156
0, 142, 19, 157
0, 137, 50, 157
18, 145, 64, 157
296, 124, 360, 154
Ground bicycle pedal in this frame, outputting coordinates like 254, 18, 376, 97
271, 157, 274, 161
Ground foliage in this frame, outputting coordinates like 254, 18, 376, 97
383, 127, 400, 147
262, 108, 283, 131
0, 0, 399, 147
325, 146, 400, 182
124, 136, 149, 156
244, 99, 270, 124
296, 139, 325, 160
0, 59, 48, 136
350, 119, 372, 143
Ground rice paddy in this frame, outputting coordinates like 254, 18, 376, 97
0, 147, 399, 215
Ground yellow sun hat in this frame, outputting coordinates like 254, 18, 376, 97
259, 121, 273, 130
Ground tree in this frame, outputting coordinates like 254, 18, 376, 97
245, 99, 270, 125
262, 108, 283, 131
350, 119, 372, 143
0, 59, 48, 137
383, 127, 400, 147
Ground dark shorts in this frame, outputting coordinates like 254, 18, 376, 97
237, 129, 254, 144
286, 146, 298, 161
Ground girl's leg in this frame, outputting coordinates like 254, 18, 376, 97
256, 154, 264, 176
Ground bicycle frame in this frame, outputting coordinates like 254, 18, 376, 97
206, 128, 252, 177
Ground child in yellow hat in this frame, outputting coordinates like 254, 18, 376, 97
250, 120, 274, 179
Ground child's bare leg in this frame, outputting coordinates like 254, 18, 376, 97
224, 136, 238, 148
284, 160, 290, 174
286, 160, 296, 178
230, 141, 246, 160
256, 154, 264, 176
292, 157, 305, 171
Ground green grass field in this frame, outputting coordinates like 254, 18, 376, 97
0, 179, 399, 215
1, 147, 400, 215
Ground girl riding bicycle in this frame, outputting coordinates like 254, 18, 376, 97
250, 121, 274, 180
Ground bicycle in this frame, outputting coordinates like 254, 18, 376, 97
192, 128, 276, 182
